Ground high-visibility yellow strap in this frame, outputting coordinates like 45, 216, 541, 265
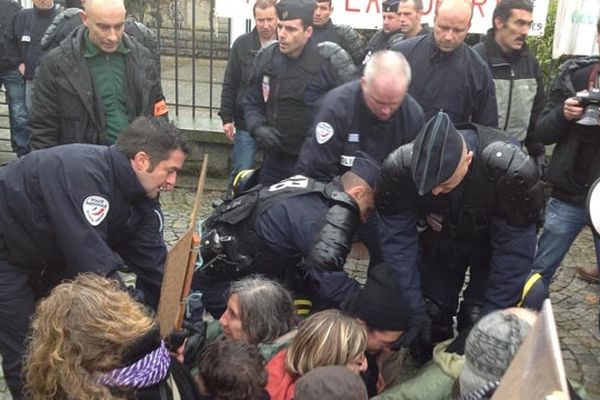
518, 272, 542, 307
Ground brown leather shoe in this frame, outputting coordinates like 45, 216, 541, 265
575, 266, 600, 284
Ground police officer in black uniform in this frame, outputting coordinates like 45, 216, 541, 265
312, 0, 365, 66
377, 111, 545, 357
296, 50, 424, 270
193, 152, 380, 318
244, 0, 358, 186
0, 117, 187, 399
362, 0, 406, 64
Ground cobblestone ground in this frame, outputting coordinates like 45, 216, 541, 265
1, 178, 599, 399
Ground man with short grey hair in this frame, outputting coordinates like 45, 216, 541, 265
296, 50, 424, 271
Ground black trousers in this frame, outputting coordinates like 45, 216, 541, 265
0, 257, 37, 400
419, 232, 491, 340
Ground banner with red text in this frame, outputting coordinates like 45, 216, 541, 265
216, 0, 550, 36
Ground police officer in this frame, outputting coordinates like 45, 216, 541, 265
363, 0, 405, 64
377, 111, 545, 357
312, 0, 365, 66
244, 0, 358, 186
0, 117, 187, 399
391, 0, 498, 125
296, 50, 424, 269
193, 152, 380, 319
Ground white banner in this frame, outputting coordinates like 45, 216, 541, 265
216, 0, 550, 36
552, 0, 599, 58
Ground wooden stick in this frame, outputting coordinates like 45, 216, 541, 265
189, 154, 209, 230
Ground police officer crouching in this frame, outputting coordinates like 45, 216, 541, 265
193, 151, 381, 318
376, 111, 546, 360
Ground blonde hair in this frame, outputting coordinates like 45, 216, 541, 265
24, 274, 156, 400
285, 309, 367, 376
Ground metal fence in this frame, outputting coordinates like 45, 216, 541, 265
123, 0, 230, 120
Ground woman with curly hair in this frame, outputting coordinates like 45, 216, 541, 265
265, 309, 368, 400
24, 274, 201, 400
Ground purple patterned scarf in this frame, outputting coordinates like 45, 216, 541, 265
96, 340, 171, 388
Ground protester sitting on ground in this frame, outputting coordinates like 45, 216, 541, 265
265, 308, 368, 400
294, 365, 368, 400
208, 276, 298, 362
24, 274, 201, 400
341, 262, 414, 396
196, 340, 269, 400
369, 307, 536, 400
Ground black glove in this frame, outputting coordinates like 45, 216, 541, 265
165, 320, 208, 371
251, 125, 284, 152
398, 310, 433, 365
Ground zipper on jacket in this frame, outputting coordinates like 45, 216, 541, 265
504, 67, 515, 131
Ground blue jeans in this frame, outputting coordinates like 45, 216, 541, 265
0, 69, 28, 157
228, 129, 256, 185
533, 197, 600, 286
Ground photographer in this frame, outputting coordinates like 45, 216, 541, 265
531, 18, 600, 288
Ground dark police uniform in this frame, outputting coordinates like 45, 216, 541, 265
377, 115, 544, 345
391, 33, 498, 126
244, 39, 358, 186
295, 80, 424, 270
194, 175, 363, 318
0, 144, 166, 399
312, 19, 365, 66
296, 80, 424, 179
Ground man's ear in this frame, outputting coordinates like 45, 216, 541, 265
131, 151, 150, 172
465, 150, 474, 167
81, 11, 89, 27
306, 25, 313, 38
348, 185, 365, 202
493, 16, 504, 30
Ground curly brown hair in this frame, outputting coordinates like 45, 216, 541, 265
24, 274, 156, 400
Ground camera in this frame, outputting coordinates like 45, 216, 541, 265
574, 88, 600, 126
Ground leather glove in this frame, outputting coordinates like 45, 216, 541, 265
165, 320, 208, 371
251, 125, 284, 152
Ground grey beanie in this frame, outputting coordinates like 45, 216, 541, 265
459, 310, 532, 396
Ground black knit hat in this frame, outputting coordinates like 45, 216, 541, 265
351, 151, 381, 189
411, 111, 464, 196
382, 0, 401, 12
345, 263, 412, 331
276, 0, 316, 22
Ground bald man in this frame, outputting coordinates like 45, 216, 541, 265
391, 0, 498, 126
28, 0, 167, 150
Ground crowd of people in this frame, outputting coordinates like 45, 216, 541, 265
0, 0, 597, 398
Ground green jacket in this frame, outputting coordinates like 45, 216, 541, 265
206, 321, 296, 362
373, 340, 464, 400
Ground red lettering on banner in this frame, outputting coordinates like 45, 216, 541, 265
422, 0, 438, 15
366, 0, 380, 13
345, 0, 360, 12
472, 0, 487, 18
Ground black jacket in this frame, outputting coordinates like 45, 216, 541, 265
392, 33, 498, 127
312, 19, 365, 66
4, 4, 59, 79
28, 25, 165, 150
218, 28, 263, 131
0, 144, 166, 308
296, 80, 425, 180
473, 29, 545, 153
530, 57, 600, 206
0, 0, 21, 72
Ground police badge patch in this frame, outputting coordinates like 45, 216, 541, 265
82, 195, 110, 226
262, 75, 270, 102
315, 122, 334, 144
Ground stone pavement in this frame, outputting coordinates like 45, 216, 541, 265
1, 177, 599, 399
